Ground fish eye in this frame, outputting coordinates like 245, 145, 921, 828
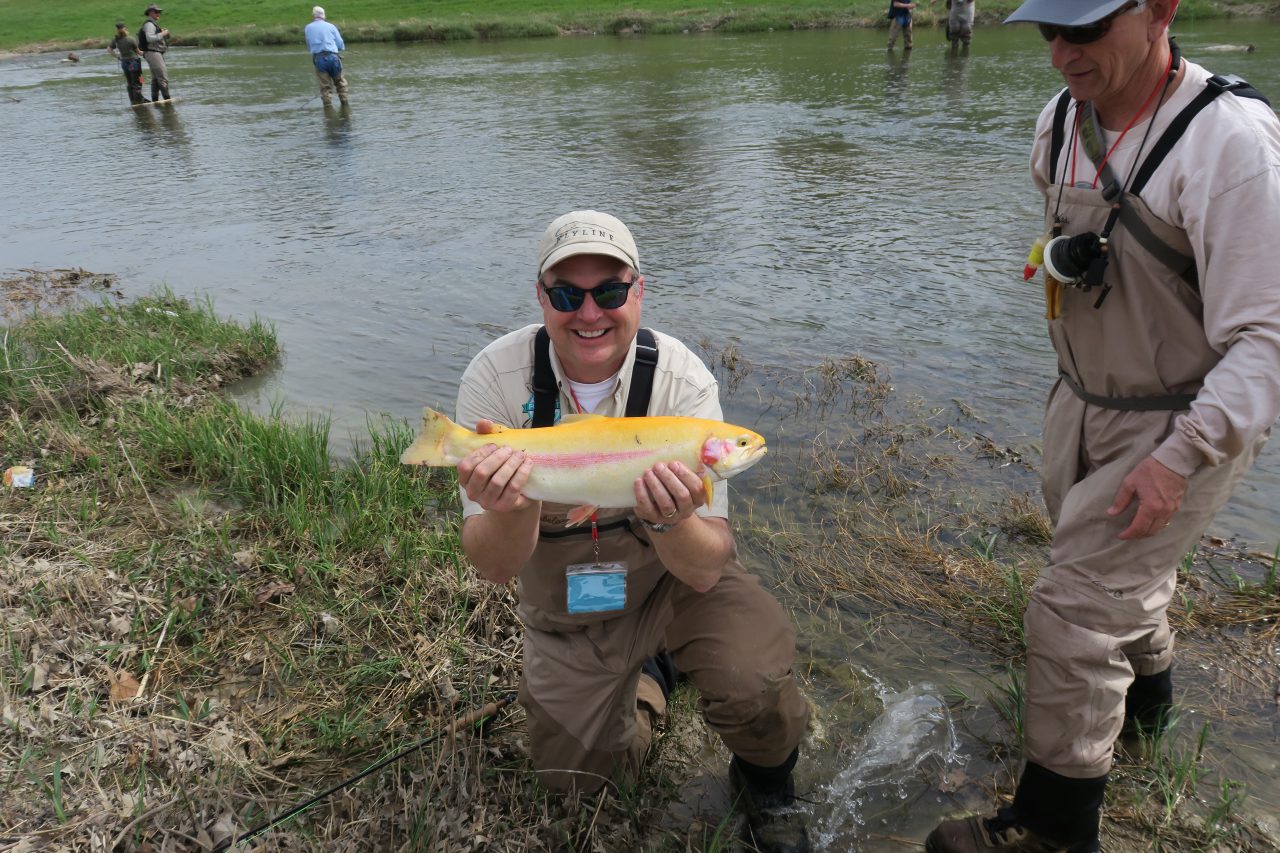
737, 438, 749, 447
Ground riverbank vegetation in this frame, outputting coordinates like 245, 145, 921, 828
2, 0, 1276, 53
2, 275, 1277, 849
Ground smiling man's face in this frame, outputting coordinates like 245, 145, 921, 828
537, 253, 643, 385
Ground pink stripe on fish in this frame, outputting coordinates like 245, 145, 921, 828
529, 448, 656, 469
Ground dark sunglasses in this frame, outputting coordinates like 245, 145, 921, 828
1037, 2, 1140, 45
540, 278, 636, 313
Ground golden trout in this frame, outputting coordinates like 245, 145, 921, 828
400, 408, 767, 526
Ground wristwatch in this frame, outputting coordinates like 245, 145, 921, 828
640, 518, 676, 533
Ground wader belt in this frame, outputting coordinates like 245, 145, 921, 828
1059, 371, 1196, 411
1051, 43, 1269, 295
537, 516, 649, 543
531, 327, 658, 426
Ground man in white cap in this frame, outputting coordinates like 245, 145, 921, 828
451, 211, 811, 852
139, 4, 171, 102
926, 1, 1280, 851
304, 5, 348, 107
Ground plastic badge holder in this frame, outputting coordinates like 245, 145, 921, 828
565, 562, 627, 614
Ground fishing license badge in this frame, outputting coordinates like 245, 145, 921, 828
565, 562, 628, 614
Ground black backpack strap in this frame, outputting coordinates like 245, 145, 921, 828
1048, 88, 1074, 185
624, 329, 658, 418
531, 326, 558, 427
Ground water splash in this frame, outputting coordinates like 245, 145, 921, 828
813, 683, 960, 847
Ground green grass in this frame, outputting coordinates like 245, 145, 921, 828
1, 0, 1263, 52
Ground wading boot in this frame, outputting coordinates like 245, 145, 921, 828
925, 807, 1100, 853
927, 763, 1104, 853
729, 752, 809, 853
1120, 667, 1174, 741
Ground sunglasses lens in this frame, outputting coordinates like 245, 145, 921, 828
592, 282, 630, 310
547, 287, 584, 312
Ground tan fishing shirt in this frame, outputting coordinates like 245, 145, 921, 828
1029, 59, 1280, 478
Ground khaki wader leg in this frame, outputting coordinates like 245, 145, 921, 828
314, 68, 336, 106
1028, 388, 1266, 778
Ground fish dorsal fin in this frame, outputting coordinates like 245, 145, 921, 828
559, 413, 606, 424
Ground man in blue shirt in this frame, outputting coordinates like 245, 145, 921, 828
304, 6, 348, 107
887, 0, 920, 50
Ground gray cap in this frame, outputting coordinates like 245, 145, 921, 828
1006, 0, 1132, 25
536, 211, 640, 277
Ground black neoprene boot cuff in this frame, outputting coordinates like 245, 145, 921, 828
732, 747, 799, 794
1124, 667, 1173, 731
1011, 762, 1106, 845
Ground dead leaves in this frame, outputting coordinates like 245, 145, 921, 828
253, 581, 295, 607
109, 669, 142, 703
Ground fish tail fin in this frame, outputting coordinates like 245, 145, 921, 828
400, 408, 467, 466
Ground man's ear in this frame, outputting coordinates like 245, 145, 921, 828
1148, 0, 1179, 39
634, 274, 644, 301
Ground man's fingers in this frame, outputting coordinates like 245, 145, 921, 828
1107, 480, 1136, 517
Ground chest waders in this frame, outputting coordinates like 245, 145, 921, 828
1046, 44, 1269, 412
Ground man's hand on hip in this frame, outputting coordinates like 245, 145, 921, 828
1108, 455, 1188, 540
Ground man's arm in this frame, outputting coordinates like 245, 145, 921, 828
458, 424, 541, 584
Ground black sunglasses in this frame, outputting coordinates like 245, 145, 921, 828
540, 278, 636, 313
1037, 2, 1141, 45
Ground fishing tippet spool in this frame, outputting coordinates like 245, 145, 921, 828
1041, 232, 1106, 286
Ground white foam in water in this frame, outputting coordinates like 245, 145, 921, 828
813, 683, 960, 847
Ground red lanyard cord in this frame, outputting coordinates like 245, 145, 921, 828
1069, 49, 1176, 189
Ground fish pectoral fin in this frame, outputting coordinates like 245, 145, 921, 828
702, 474, 714, 506
564, 505, 599, 528
558, 413, 605, 424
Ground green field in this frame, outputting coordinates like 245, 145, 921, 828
2, 0, 1268, 53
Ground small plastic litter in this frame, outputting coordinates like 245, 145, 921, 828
4, 466, 35, 488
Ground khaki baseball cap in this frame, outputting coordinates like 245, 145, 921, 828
537, 211, 640, 277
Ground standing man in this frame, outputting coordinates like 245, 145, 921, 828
927, 1, 1280, 851
304, 6, 349, 108
946, 0, 975, 53
451, 211, 811, 853
886, 0, 919, 51
107, 20, 147, 106
139, 4, 171, 103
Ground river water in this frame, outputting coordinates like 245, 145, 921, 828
3, 19, 1278, 848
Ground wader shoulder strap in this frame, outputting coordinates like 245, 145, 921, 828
1060, 370, 1196, 411
1129, 73, 1271, 198
531, 327, 659, 427
626, 328, 658, 418
1048, 88, 1074, 184
1077, 100, 1201, 293
531, 327, 558, 427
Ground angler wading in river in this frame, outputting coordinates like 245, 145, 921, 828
423, 210, 812, 853
927, 0, 1280, 851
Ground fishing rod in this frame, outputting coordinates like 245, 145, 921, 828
211, 692, 517, 852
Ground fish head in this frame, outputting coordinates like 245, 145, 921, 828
699, 427, 767, 479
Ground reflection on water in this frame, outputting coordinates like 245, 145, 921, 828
4, 21, 1280, 845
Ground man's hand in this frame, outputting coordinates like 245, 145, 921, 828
456, 420, 534, 514
1107, 455, 1188, 540
634, 461, 707, 526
